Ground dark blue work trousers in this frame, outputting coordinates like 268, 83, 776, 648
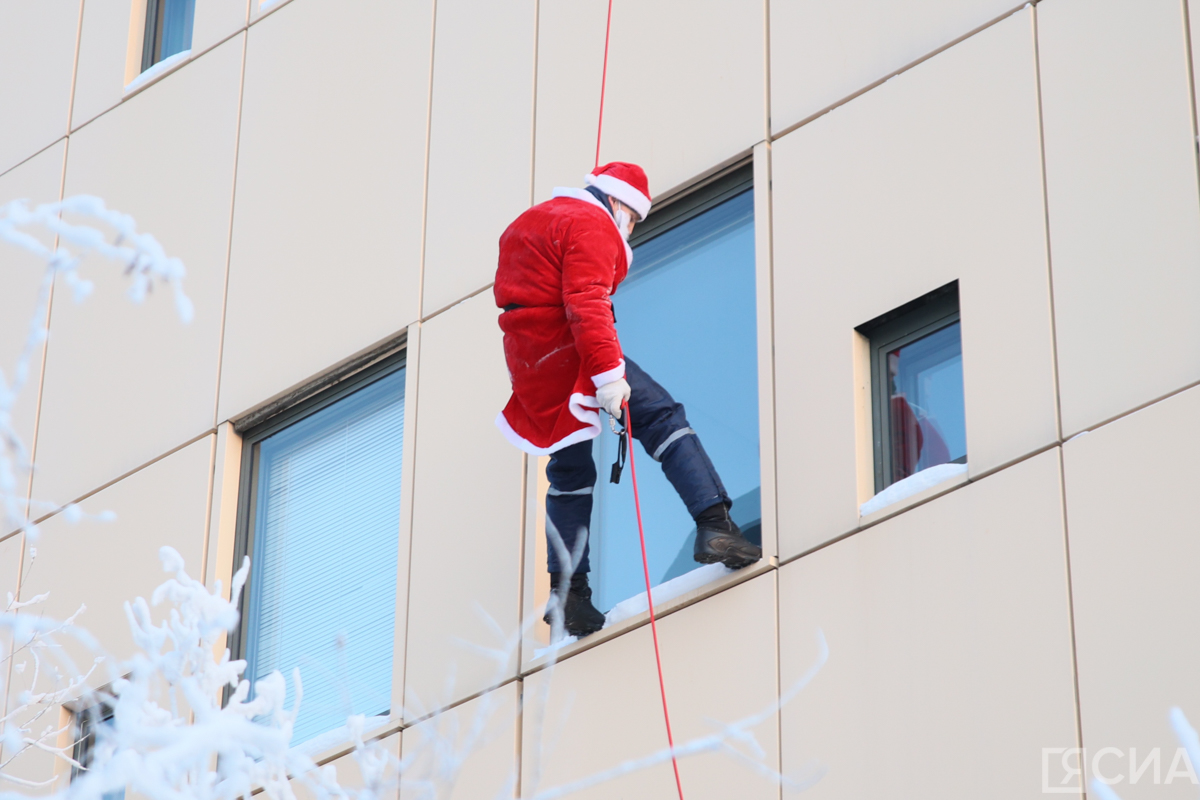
545, 357, 730, 574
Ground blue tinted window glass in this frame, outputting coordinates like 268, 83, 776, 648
159, 0, 194, 60
246, 369, 405, 745
590, 189, 758, 612
886, 321, 966, 483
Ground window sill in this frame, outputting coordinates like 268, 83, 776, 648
858, 462, 970, 526
124, 49, 192, 97
524, 557, 773, 674
288, 713, 396, 769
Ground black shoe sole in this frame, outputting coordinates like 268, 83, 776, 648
694, 550, 762, 570
566, 624, 604, 638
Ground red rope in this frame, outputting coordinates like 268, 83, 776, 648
594, 0, 614, 169
622, 401, 686, 800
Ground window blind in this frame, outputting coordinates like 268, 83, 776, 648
246, 368, 405, 745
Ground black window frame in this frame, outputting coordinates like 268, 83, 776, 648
226, 347, 408, 704
627, 162, 753, 253
857, 281, 963, 494
71, 695, 121, 795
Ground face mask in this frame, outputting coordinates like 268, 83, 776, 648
614, 207, 632, 241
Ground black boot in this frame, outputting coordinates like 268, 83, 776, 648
544, 572, 606, 637
694, 503, 762, 569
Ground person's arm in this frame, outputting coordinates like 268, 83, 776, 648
561, 219, 624, 389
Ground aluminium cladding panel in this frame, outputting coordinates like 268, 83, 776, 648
403, 293, 523, 716
768, 0, 1025, 135
399, 683, 519, 800
71, 0, 248, 129
532, 0, 764, 204
191, 0, 251, 57
420, 0, 536, 315
2, 435, 213, 790
0, 0, 80, 174
0, 142, 66, 532
770, 8, 1057, 558
32, 37, 243, 508
291, 733, 401, 800
1038, 0, 1200, 437
218, 0, 431, 423
1063, 385, 1200, 794
520, 574, 779, 800
68, 0, 128, 128
778, 449, 1078, 798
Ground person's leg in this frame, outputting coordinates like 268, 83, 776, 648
544, 439, 605, 636
624, 357, 761, 569
545, 440, 597, 575
624, 357, 728, 514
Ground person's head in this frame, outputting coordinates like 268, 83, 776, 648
586, 162, 651, 241
608, 197, 639, 238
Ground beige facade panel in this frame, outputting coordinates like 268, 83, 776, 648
533, 0, 764, 204
0, 142, 66, 529
1063, 385, 1200, 790
771, 9, 1057, 557
2, 436, 212, 788
1038, 0, 1200, 436
0, 0, 79, 174
399, 683, 518, 800
71, 0, 135, 129
403, 294, 523, 715
521, 573, 779, 800
778, 449, 1077, 796
192, 0, 251, 56
33, 39, 242, 507
420, 0, 535, 315
769, 0, 1024, 135
292, 733, 400, 800
218, 0, 432, 422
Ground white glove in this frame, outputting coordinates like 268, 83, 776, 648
595, 378, 632, 419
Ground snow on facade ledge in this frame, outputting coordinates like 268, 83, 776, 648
859, 462, 969, 518
124, 49, 191, 95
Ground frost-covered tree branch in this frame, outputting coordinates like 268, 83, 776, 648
0, 195, 192, 544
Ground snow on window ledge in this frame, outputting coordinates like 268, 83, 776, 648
859, 462, 969, 518
124, 49, 191, 95
533, 562, 736, 659
290, 714, 390, 759
603, 562, 733, 628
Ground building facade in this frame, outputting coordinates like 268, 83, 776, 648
3, 0, 1200, 796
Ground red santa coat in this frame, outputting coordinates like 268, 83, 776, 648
494, 188, 634, 455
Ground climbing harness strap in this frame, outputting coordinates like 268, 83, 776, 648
609, 413, 627, 484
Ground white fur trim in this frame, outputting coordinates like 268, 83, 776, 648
585, 173, 651, 220
495, 410, 601, 456
590, 358, 626, 389
551, 187, 634, 268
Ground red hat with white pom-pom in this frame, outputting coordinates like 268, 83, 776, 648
586, 162, 651, 221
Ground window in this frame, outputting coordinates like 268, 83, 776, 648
72, 700, 125, 800
589, 166, 760, 612
141, 0, 195, 72
858, 282, 966, 494
232, 354, 406, 746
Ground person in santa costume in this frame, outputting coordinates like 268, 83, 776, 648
494, 161, 762, 637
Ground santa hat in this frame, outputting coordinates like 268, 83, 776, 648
585, 162, 651, 221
